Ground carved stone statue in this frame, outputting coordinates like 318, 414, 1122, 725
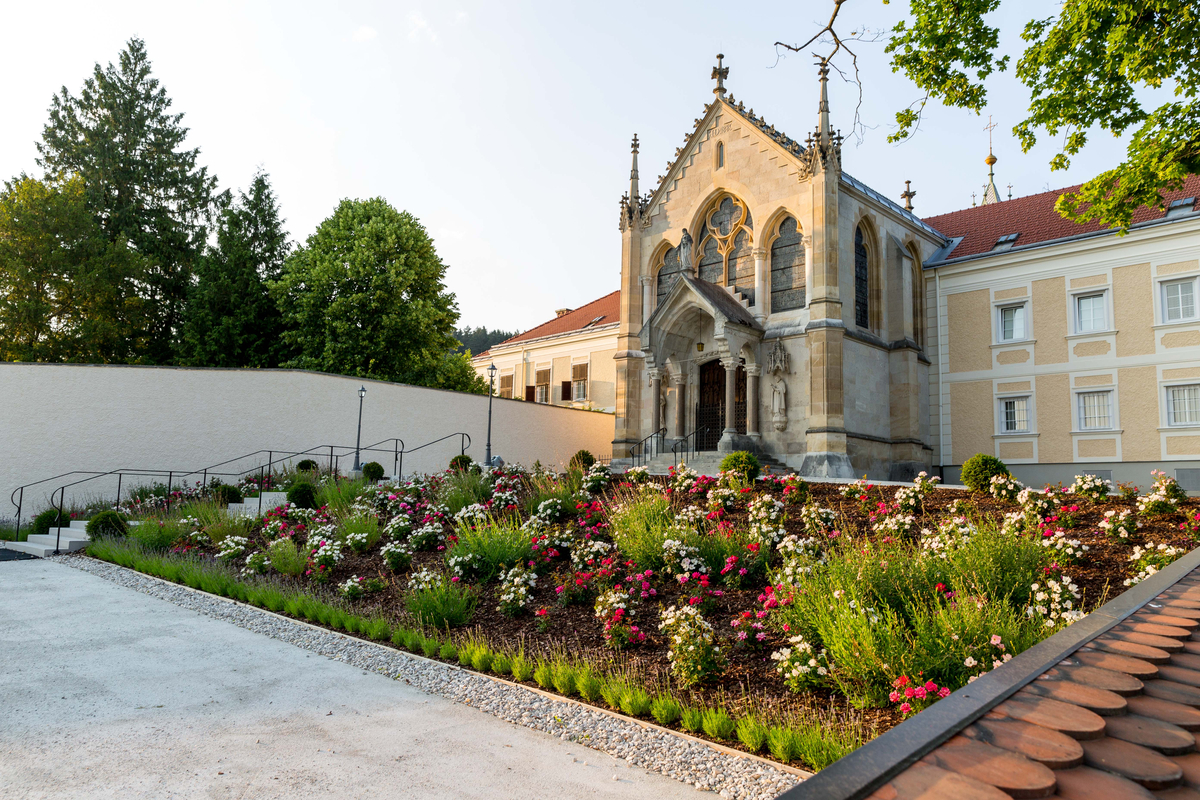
679, 228, 694, 275
659, 383, 669, 431
771, 374, 788, 432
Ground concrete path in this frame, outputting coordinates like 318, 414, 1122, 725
0, 559, 700, 799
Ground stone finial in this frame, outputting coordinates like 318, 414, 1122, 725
712, 53, 729, 98
901, 180, 916, 211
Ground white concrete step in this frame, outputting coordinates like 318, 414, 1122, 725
2, 540, 57, 557
27, 533, 89, 552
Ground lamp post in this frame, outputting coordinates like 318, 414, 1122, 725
485, 363, 497, 467
353, 385, 366, 472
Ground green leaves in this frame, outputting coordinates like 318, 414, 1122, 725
886, 0, 1200, 230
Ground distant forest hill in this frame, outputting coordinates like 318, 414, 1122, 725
454, 326, 518, 356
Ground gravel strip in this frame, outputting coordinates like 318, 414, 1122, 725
51, 555, 801, 799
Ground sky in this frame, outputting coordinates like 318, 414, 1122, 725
1, 1, 1149, 333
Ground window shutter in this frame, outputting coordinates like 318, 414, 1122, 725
562, 381, 572, 400
525, 386, 536, 402
572, 363, 588, 380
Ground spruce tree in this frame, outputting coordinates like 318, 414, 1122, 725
37, 37, 220, 363
180, 170, 291, 368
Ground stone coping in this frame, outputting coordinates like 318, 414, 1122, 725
777, 543, 1200, 799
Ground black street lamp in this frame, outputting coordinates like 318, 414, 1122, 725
353, 385, 366, 471
485, 363, 497, 467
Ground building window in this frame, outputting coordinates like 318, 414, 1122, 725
571, 363, 588, 401
998, 303, 1027, 342
854, 225, 869, 328
1078, 391, 1112, 430
1168, 384, 1200, 426
770, 215, 805, 312
1164, 278, 1198, 322
716, 141, 725, 169
535, 369, 550, 404
696, 193, 754, 301
1001, 397, 1030, 433
1075, 292, 1107, 332
498, 374, 513, 399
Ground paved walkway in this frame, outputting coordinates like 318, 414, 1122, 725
0, 559, 700, 799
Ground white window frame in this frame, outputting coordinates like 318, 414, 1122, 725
534, 366, 551, 405
1076, 389, 1114, 431
1073, 290, 1109, 334
1166, 382, 1200, 427
996, 302, 1029, 344
1161, 276, 1199, 324
997, 394, 1033, 434
571, 361, 589, 402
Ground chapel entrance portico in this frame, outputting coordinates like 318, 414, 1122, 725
640, 272, 764, 454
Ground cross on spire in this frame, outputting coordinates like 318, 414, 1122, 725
711, 53, 729, 98
901, 180, 916, 212
984, 114, 997, 154
631, 133, 639, 155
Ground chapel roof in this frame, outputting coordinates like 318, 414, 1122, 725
479, 290, 620, 355
922, 174, 1200, 264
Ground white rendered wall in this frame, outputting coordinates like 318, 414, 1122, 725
0, 363, 616, 516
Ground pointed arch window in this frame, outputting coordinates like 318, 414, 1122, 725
695, 193, 754, 302
655, 245, 683, 307
854, 225, 870, 329
716, 141, 725, 169
909, 246, 925, 349
770, 216, 805, 311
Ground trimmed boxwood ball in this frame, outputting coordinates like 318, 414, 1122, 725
960, 453, 1009, 492
296, 458, 319, 472
361, 461, 385, 482
720, 451, 760, 482
569, 449, 596, 471
449, 454, 473, 472
287, 481, 317, 509
213, 484, 243, 506
86, 510, 128, 538
32, 507, 71, 538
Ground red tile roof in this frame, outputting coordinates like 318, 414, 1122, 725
487, 290, 621, 350
923, 175, 1200, 261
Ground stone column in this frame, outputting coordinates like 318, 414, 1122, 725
746, 365, 761, 439
672, 373, 687, 438
640, 276, 654, 325
648, 369, 662, 434
752, 246, 768, 323
719, 358, 739, 452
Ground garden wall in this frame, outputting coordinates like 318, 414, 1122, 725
0, 363, 615, 516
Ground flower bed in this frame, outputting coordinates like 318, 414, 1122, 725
82, 462, 1200, 772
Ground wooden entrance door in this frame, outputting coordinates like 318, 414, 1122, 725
696, 360, 746, 450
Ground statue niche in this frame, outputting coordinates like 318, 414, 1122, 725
766, 339, 789, 432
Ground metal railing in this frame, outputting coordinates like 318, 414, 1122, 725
630, 428, 666, 468
671, 426, 710, 465
9, 433, 474, 551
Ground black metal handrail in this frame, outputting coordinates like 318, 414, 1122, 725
671, 426, 709, 465
630, 427, 666, 468
396, 433, 470, 478
8, 438, 421, 548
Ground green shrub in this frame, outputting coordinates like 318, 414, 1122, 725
792, 717, 863, 770
449, 454, 474, 472
268, 538, 308, 576
490, 652, 513, 676
651, 694, 683, 725
575, 665, 603, 702
420, 635, 442, 658
767, 726, 800, 763
702, 708, 736, 741
471, 648, 495, 673
551, 662, 577, 696
31, 508, 70, 538
510, 651, 535, 682
213, 484, 243, 505
620, 687, 652, 717
736, 716, 769, 752
86, 510, 128, 538
287, 481, 317, 509
438, 468, 493, 515
680, 706, 705, 733
316, 478, 368, 517
720, 451, 760, 483
128, 518, 183, 551
609, 491, 675, 570
405, 575, 477, 628
447, 517, 533, 583
533, 660, 553, 689
960, 453, 1009, 492
439, 641, 459, 661
599, 677, 625, 710
361, 461, 385, 482
296, 459, 319, 472
569, 450, 596, 471
342, 514, 382, 553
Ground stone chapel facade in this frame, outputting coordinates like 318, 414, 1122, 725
612, 60, 943, 479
